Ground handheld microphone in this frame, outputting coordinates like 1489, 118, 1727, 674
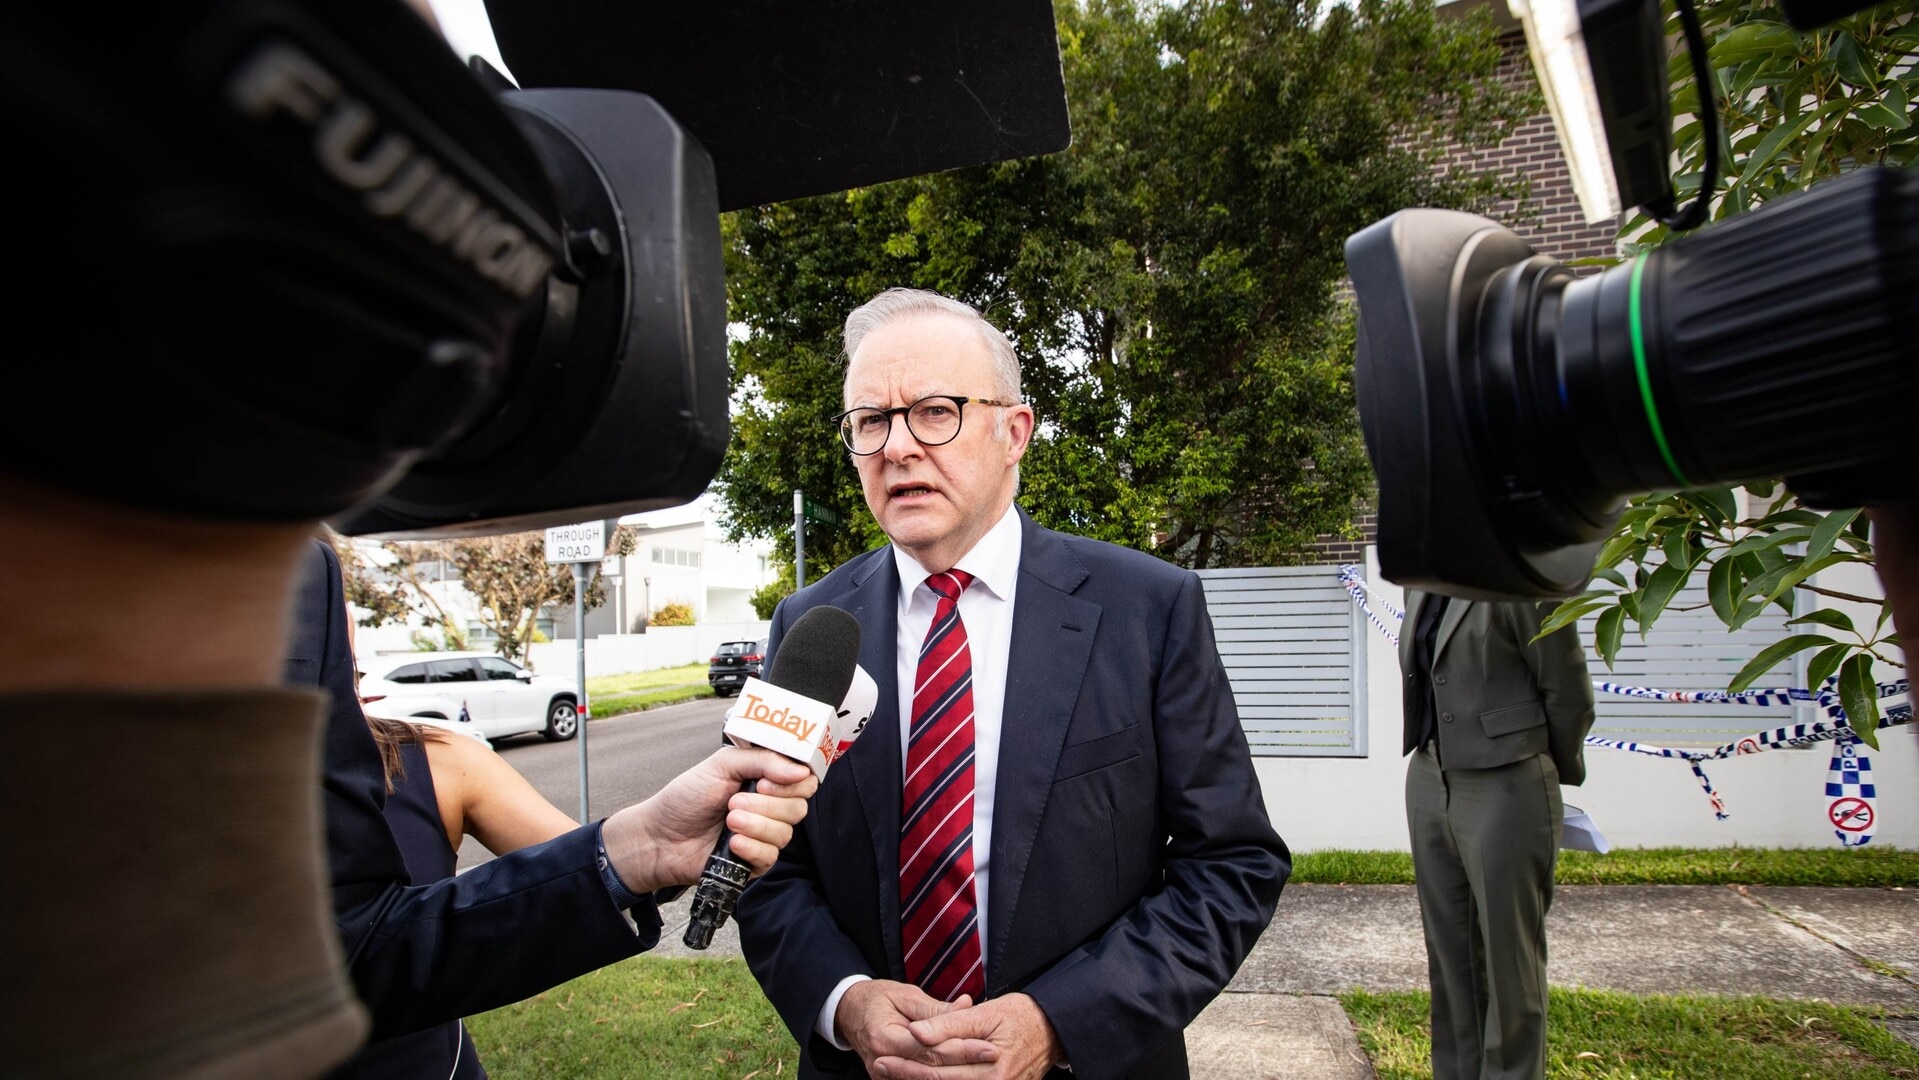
683, 605, 861, 948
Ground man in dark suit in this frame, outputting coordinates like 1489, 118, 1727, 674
736, 288, 1289, 1080
1398, 590, 1595, 1080
289, 537, 820, 1075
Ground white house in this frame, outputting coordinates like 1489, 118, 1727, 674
594, 494, 776, 633
342, 493, 776, 660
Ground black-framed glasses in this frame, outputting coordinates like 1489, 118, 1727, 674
832, 395, 1018, 455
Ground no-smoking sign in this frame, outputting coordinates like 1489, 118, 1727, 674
1829, 797, 1873, 832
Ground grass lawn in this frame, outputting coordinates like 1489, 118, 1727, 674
1343, 987, 1919, 1079
1294, 845, 1919, 887
462, 849, 1919, 1079
586, 663, 716, 718
468, 957, 1919, 1080
465, 956, 792, 1080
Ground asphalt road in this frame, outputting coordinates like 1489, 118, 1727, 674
455, 694, 732, 871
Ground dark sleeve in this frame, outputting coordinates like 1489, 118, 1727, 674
335, 828, 660, 1038
292, 539, 657, 1038
1023, 573, 1291, 1078
736, 597, 877, 1070
1513, 600, 1597, 787
286, 539, 414, 919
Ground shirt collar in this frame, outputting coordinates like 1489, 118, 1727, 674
892, 503, 1022, 605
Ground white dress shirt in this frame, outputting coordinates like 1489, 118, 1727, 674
817, 503, 1023, 1045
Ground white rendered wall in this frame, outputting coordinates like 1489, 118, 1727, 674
527, 621, 771, 677
1253, 548, 1915, 854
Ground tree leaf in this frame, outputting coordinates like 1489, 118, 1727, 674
1806, 642, 1850, 694
1636, 561, 1689, 634
1788, 607, 1856, 635
1595, 530, 1646, 572
1594, 606, 1625, 669
1593, 568, 1630, 589
1662, 525, 1699, 571
1726, 524, 1815, 559
1728, 634, 1833, 694
1728, 596, 1772, 631
1541, 596, 1615, 637
1830, 31, 1880, 91
1855, 103, 1912, 130
1764, 551, 1849, 605
1838, 652, 1879, 745
1807, 508, 1862, 562
1689, 486, 1739, 526
1711, 21, 1793, 65
1708, 555, 1740, 625
1882, 79, 1910, 117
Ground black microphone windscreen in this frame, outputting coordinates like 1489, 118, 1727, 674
766, 606, 862, 708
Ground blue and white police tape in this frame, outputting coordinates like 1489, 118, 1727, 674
1337, 564, 1912, 839
1337, 564, 1404, 647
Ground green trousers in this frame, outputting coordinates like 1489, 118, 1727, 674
1406, 744, 1563, 1080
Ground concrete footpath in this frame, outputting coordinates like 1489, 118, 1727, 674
655, 884, 1919, 1079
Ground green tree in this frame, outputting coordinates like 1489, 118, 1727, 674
1547, 1, 1915, 743
716, 0, 1531, 570
751, 560, 798, 620
339, 527, 637, 666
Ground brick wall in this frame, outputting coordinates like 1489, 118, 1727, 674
1309, 26, 1623, 564
1307, 510, 1377, 565
1440, 29, 1623, 268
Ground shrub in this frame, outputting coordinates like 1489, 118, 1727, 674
650, 602, 695, 626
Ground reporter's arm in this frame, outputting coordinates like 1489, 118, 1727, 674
421, 731, 577, 855
341, 746, 813, 1040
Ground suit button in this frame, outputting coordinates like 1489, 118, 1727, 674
1441, 712, 1454, 723
1435, 674, 1447, 685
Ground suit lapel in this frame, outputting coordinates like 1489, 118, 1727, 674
985, 511, 1099, 986
834, 549, 909, 977
1398, 590, 1424, 671
1432, 595, 1471, 661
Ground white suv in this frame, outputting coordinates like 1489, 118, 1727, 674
358, 651, 580, 743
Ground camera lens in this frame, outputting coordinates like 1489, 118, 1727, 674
1348, 165, 1917, 600
1469, 165, 1918, 547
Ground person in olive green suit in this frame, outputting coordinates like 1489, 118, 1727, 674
1398, 591, 1595, 1080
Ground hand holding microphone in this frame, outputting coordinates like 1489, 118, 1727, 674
684, 605, 865, 948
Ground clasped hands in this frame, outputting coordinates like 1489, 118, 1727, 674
837, 980, 1066, 1080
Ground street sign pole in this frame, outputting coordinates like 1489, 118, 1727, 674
570, 561, 592, 825
545, 520, 614, 827
793, 488, 806, 590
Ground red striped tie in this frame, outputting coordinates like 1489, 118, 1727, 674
900, 569, 984, 1003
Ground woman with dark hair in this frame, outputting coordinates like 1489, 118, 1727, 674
334, 633, 577, 1079
362, 713, 578, 887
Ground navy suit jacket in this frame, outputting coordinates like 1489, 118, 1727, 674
736, 510, 1290, 1080
286, 539, 655, 1053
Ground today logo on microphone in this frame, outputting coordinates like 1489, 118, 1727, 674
723, 677, 841, 781
738, 692, 821, 743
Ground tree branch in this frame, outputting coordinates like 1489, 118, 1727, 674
1797, 583, 1886, 606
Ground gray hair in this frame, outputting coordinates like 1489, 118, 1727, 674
843, 288, 1023, 405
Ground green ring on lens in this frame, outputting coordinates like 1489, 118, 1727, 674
1629, 253, 1691, 487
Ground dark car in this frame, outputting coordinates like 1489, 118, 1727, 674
707, 639, 766, 697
